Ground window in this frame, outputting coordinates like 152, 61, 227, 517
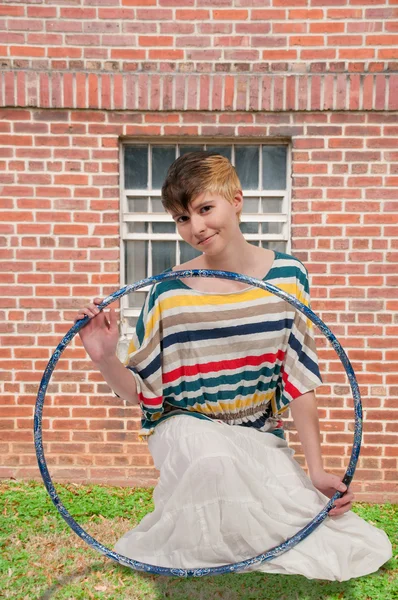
120, 142, 291, 342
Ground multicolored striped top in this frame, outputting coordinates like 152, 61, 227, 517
124, 251, 323, 439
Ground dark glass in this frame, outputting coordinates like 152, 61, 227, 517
152, 222, 176, 234
127, 222, 147, 234
261, 222, 283, 234
151, 198, 165, 213
180, 242, 201, 263
124, 146, 148, 189
152, 241, 175, 274
125, 241, 148, 307
262, 240, 285, 251
152, 146, 176, 188
179, 146, 204, 155
235, 146, 259, 189
261, 198, 283, 214
262, 146, 287, 190
242, 198, 260, 214
206, 146, 232, 160
240, 222, 259, 234
127, 197, 148, 212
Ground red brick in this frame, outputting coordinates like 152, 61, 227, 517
176, 9, 209, 19
123, 0, 156, 4
379, 49, 398, 59
0, 6, 24, 16
289, 9, 323, 19
213, 10, 248, 20
61, 8, 96, 19
160, 0, 193, 5
311, 23, 345, 34
262, 50, 297, 60
139, 36, 173, 47
48, 47, 82, 58
291, 35, 324, 46
10, 46, 45, 57
367, 35, 398, 46
274, 23, 305, 34
149, 49, 184, 60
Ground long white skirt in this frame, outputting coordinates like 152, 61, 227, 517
114, 416, 392, 581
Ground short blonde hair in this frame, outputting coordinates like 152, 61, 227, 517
162, 151, 242, 217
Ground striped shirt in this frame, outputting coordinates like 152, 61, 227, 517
124, 251, 323, 439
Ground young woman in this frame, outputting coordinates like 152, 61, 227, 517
75, 152, 392, 580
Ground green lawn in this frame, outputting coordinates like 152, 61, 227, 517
1, 480, 396, 600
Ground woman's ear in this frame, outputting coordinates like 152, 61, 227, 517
233, 190, 243, 214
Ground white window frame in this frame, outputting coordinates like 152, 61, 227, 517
119, 139, 292, 340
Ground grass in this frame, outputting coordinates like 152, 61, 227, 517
0, 480, 397, 600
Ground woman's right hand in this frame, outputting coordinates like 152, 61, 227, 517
74, 297, 119, 365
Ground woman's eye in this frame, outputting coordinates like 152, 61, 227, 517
201, 206, 212, 213
176, 216, 188, 223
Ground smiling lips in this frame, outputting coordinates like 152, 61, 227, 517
198, 234, 216, 245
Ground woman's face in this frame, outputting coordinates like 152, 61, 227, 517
170, 191, 243, 256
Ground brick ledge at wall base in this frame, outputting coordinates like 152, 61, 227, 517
34, 269, 363, 578
1, 71, 397, 112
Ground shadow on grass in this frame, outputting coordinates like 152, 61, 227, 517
37, 561, 103, 600
149, 570, 356, 600
36, 558, 364, 600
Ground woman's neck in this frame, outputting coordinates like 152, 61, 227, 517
201, 237, 258, 275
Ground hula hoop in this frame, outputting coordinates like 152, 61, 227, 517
34, 269, 362, 578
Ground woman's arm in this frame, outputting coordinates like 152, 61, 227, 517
95, 355, 139, 405
289, 390, 324, 477
289, 390, 354, 516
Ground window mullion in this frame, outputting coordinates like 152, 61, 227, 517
148, 238, 152, 278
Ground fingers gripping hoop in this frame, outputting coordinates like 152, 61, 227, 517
34, 270, 363, 578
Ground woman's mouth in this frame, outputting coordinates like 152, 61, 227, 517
198, 234, 216, 245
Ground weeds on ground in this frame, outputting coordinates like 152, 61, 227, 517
0, 480, 396, 600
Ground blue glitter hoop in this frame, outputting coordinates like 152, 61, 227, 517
34, 270, 362, 578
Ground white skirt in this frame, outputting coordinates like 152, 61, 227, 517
114, 416, 392, 581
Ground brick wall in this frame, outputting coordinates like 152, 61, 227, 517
0, 2, 397, 75
0, 0, 397, 503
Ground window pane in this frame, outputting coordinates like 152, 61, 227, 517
235, 146, 259, 190
262, 240, 285, 251
179, 146, 204, 155
127, 197, 148, 212
261, 222, 283, 234
125, 146, 148, 189
242, 198, 260, 214
207, 146, 232, 160
127, 292, 147, 309
122, 314, 139, 330
127, 222, 147, 234
152, 241, 175, 274
262, 146, 287, 190
240, 222, 259, 235
125, 240, 148, 295
151, 198, 166, 213
179, 242, 201, 263
152, 222, 176, 234
261, 198, 283, 214
119, 316, 141, 345
152, 146, 176, 189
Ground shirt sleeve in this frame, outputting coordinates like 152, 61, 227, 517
274, 263, 323, 414
122, 285, 165, 423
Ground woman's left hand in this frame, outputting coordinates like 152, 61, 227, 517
310, 470, 355, 517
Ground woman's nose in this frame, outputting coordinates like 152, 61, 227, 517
190, 215, 206, 236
